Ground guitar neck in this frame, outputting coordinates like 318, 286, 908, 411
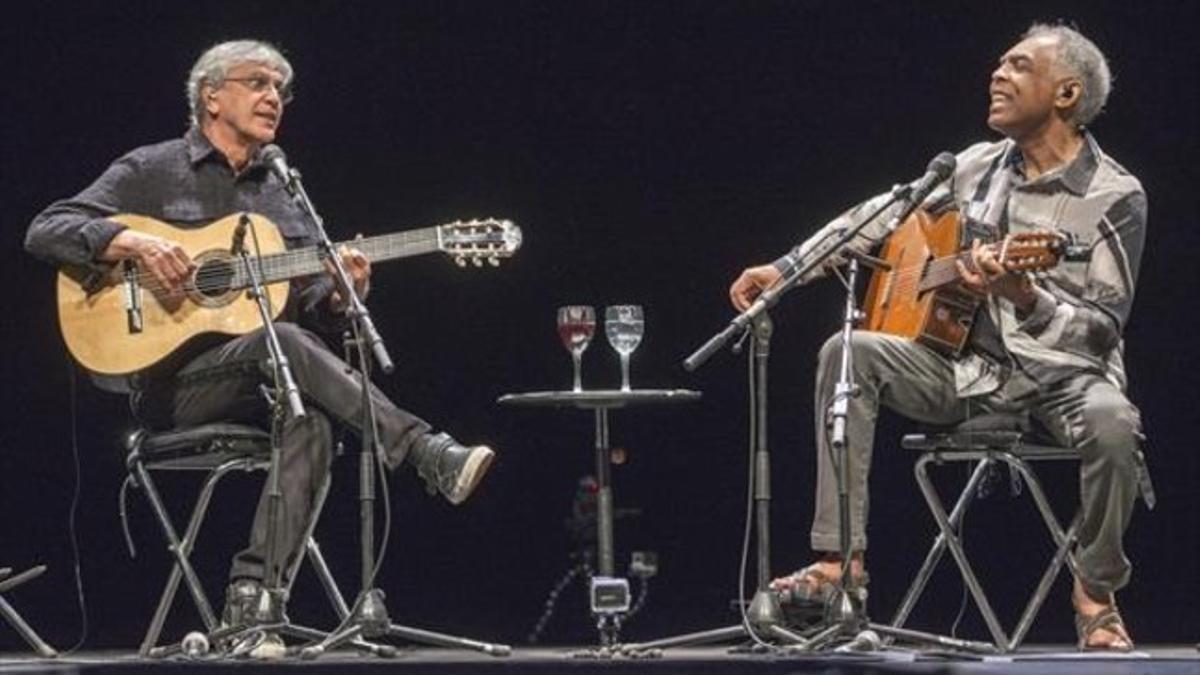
919, 252, 972, 292
253, 227, 442, 285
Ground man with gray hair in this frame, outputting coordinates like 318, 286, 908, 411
730, 24, 1147, 650
26, 39, 497, 652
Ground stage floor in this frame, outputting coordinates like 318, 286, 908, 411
1, 645, 1198, 674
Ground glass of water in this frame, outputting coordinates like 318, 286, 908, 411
604, 305, 644, 392
557, 305, 596, 392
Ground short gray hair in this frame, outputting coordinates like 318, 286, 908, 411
1024, 23, 1112, 127
186, 40, 293, 127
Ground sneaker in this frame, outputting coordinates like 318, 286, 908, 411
229, 630, 286, 660
220, 579, 262, 629
415, 432, 495, 505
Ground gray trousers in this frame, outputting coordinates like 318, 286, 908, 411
812, 331, 1143, 596
169, 323, 431, 582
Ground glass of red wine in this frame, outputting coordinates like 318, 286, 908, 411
557, 305, 596, 392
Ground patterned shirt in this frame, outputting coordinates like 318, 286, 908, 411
774, 133, 1147, 398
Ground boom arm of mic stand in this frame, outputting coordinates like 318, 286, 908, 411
683, 189, 905, 372
288, 169, 395, 374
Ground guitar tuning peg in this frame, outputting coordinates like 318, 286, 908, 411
455, 257, 467, 268
488, 257, 499, 267
470, 257, 481, 268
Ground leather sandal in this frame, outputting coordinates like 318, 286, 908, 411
772, 563, 869, 605
1075, 605, 1134, 652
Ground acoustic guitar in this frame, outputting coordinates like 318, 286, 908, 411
57, 212, 522, 375
861, 209, 1065, 356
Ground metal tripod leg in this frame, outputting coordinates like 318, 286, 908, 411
298, 590, 512, 659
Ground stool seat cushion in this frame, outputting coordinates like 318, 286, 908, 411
901, 412, 1071, 456
127, 423, 271, 469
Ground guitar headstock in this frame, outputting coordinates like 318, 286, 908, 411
438, 219, 523, 267
998, 231, 1066, 273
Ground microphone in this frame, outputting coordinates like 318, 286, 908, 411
232, 213, 250, 255
834, 629, 882, 653
885, 151, 957, 231
260, 144, 296, 195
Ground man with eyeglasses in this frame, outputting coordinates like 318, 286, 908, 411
25, 40, 496, 655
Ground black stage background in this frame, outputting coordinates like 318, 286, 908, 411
1, 0, 1197, 653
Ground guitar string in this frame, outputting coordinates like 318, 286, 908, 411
132, 242, 431, 294
873, 243, 1056, 297
129, 234, 442, 296
126, 221, 511, 295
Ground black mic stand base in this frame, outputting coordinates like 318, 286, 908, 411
298, 588, 511, 659
623, 314, 812, 657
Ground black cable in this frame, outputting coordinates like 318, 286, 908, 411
63, 363, 89, 654
737, 335, 775, 650
526, 561, 587, 644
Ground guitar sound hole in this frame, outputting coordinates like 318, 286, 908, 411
195, 258, 235, 298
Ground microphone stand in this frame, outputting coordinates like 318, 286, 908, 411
270, 168, 508, 659
627, 178, 979, 656
189, 214, 393, 658
623, 189, 913, 657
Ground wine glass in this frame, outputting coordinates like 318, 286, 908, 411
557, 305, 596, 392
604, 305, 644, 392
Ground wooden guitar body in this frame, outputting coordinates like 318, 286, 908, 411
57, 213, 290, 376
862, 210, 981, 356
56, 212, 522, 376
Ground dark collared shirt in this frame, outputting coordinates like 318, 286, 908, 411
25, 127, 343, 379
775, 133, 1147, 397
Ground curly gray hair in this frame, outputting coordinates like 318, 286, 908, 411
1023, 23, 1112, 128
186, 40, 293, 127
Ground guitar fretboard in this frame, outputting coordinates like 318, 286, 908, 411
236, 227, 442, 287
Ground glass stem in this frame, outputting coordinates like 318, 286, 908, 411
620, 352, 631, 392
572, 351, 583, 392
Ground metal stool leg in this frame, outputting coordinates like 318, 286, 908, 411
139, 459, 255, 654
1002, 454, 1082, 649
133, 459, 220, 653
913, 453, 1011, 650
0, 566, 57, 657
891, 458, 994, 630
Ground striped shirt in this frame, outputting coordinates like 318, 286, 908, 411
774, 133, 1147, 398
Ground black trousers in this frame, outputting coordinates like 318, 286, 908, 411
168, 323, 431, 582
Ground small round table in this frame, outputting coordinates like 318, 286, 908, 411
498, 389, 701, 647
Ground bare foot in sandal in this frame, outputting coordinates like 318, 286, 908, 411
770, 552, 867, 602
1073, 578, 1134, 652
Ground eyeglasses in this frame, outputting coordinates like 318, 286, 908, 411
223, 75, 294, 104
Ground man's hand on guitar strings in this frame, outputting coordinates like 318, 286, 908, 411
101, 229, 195, 298
956, 238, 1037, 313
327, 241, 372, 313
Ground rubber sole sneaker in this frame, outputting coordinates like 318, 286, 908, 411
444, 445, 495, 505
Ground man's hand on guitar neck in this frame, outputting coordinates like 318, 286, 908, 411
100, 229, 195, 297
956, 238, 1038, 316
326, 243, 372, 313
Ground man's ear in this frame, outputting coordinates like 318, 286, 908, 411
1057, 79, 1082, 109
202, 84, 220, 117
